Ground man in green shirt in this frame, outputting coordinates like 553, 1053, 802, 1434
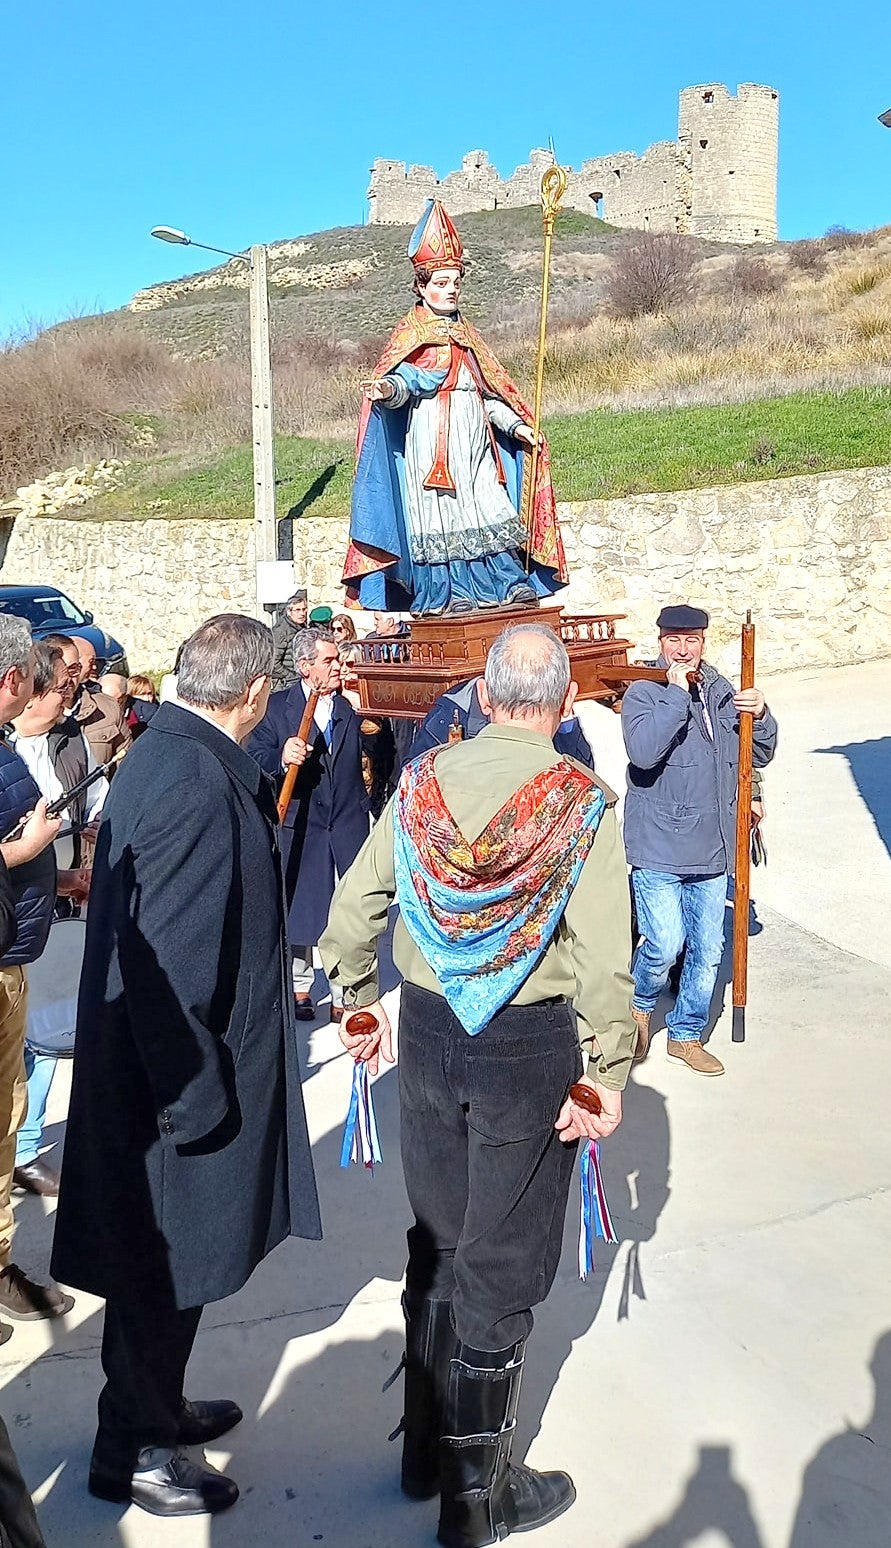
320, 622, 635, 1548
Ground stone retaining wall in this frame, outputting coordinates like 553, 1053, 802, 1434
1, 464, 889, 676
0, 515, 257, 673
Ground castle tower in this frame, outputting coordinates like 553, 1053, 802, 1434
679, 83, 779, 243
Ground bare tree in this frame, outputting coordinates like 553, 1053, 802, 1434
605, 232, 697, 318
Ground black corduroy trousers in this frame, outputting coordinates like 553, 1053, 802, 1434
398, 982, 581, 1351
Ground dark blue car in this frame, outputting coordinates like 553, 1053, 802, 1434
0, 585, 128, 675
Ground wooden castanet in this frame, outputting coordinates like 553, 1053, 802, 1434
344, 1011, 379, 1036
276, 691, 320, 823
569, 1082, 602, 1116
732, 612, 756, 1043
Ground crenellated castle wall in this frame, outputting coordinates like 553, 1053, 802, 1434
368, 83, 779, 245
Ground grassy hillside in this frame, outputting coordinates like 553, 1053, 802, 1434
4, 210, 891, 506
83, 386, 891, 524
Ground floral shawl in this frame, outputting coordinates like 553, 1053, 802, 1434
393, 748, 605, 1034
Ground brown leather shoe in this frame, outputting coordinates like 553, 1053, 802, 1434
631, 1006, 651, 1062
667, 1039, 724, 1076
13, 1159, 60, 1197
0, 1264, 74, 1320
330, 1003, 344, 1024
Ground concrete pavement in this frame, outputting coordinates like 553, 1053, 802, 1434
4, 660, 891, 1548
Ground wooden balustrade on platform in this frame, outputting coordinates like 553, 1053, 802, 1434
353, 605, 666, 720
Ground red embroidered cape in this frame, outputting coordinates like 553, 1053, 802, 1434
342, 307, 567, 588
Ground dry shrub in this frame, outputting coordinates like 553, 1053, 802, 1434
787, 240, 827, 277
605, 232, 697, 318
0, 324, 176, 493
724, 256, 785, 298
822, 226, 870, 251
850, 312, 891, 341
844, 264, 891, 296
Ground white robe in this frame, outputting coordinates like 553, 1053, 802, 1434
388, 361, 526, 566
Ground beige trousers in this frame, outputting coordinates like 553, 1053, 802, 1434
0, 967, 28, 1267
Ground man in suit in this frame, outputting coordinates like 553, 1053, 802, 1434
51, 614, 321, 1518
248, 627, 375, 1022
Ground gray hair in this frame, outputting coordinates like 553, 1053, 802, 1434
484, 623, 570, 715
177, 614, 274, 709
0, 614, 32, 678
292, 627, 334, 670
32, 641, 63, 696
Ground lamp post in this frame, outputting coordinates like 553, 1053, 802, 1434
879, 109, 891, 128
150, 226, 279, 614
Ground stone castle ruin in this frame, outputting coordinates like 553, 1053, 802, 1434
368, 83, 779, 245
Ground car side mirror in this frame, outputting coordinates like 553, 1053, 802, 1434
83, 611, 94, 624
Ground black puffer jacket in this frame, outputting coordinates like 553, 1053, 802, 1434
0, 739, 56, 966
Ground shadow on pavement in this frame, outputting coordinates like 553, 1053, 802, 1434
789, 1329, 891, 1548
815, 738, 891, 860
623, 1443, 765, 1548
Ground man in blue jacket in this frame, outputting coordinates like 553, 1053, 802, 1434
621, 605, 777, 1077
0, 615, 76, 1330
410, 672, 596, 769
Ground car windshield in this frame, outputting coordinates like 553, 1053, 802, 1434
0, 593, 86, 627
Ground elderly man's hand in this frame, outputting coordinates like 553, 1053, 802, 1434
282, 736, 309, 769
338, 1000, 395, 1077
554, 1077, 622, 1144
733, 687, 766, 719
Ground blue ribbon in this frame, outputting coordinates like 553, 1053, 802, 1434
340, 1061, 383, 1173
578, 1139, 617, 1279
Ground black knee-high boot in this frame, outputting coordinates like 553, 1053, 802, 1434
437, 1339, 575, 1548
397, 1295, 457, 1500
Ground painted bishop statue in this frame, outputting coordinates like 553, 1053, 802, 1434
343, 200, 568, 616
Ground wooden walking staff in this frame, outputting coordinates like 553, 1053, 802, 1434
276, 691, 320, 823
732, 612, 756, 1043
522, 161, 568, 565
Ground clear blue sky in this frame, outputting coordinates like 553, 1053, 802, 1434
4, 0, 890, 335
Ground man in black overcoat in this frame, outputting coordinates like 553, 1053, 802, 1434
247, 627, 374, 1022
51, 615, 321, 1518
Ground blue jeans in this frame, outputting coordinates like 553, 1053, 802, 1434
15, 1047, 57, 1167
631, 869, 728, 1041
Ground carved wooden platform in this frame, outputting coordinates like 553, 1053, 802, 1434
355, 604, 663, 720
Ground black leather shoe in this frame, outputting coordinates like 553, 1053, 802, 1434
293, 995, 315, 1022
89, 1448, 239, 1517
503, 1461, 576, 1534
178, 1398, 243, 1447
13, 1159, 60, 1197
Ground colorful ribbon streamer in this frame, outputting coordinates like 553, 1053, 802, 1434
340, 1059, 383, 1173
578, 1139, 617, 1279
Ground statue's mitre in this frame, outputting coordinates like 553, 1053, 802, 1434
407, 199, 464, 269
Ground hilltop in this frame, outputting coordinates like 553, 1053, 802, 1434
124, 207, 624, 355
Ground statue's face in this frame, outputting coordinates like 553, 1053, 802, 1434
419, 268, 461, 315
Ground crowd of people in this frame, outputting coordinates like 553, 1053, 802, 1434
0, 595, 776, 1547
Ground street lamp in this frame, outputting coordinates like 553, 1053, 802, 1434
150, 225, 284, 615
879, 109, 891, 128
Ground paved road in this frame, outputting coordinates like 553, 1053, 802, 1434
4, 660, 890, 1548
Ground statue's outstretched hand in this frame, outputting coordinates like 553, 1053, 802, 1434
364, 379, 395, 403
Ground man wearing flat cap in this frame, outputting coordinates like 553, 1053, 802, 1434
621, 605, 778, 1076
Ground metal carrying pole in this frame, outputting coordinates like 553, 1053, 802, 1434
732, 611, 756, 1043
522, 163, 567, 567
